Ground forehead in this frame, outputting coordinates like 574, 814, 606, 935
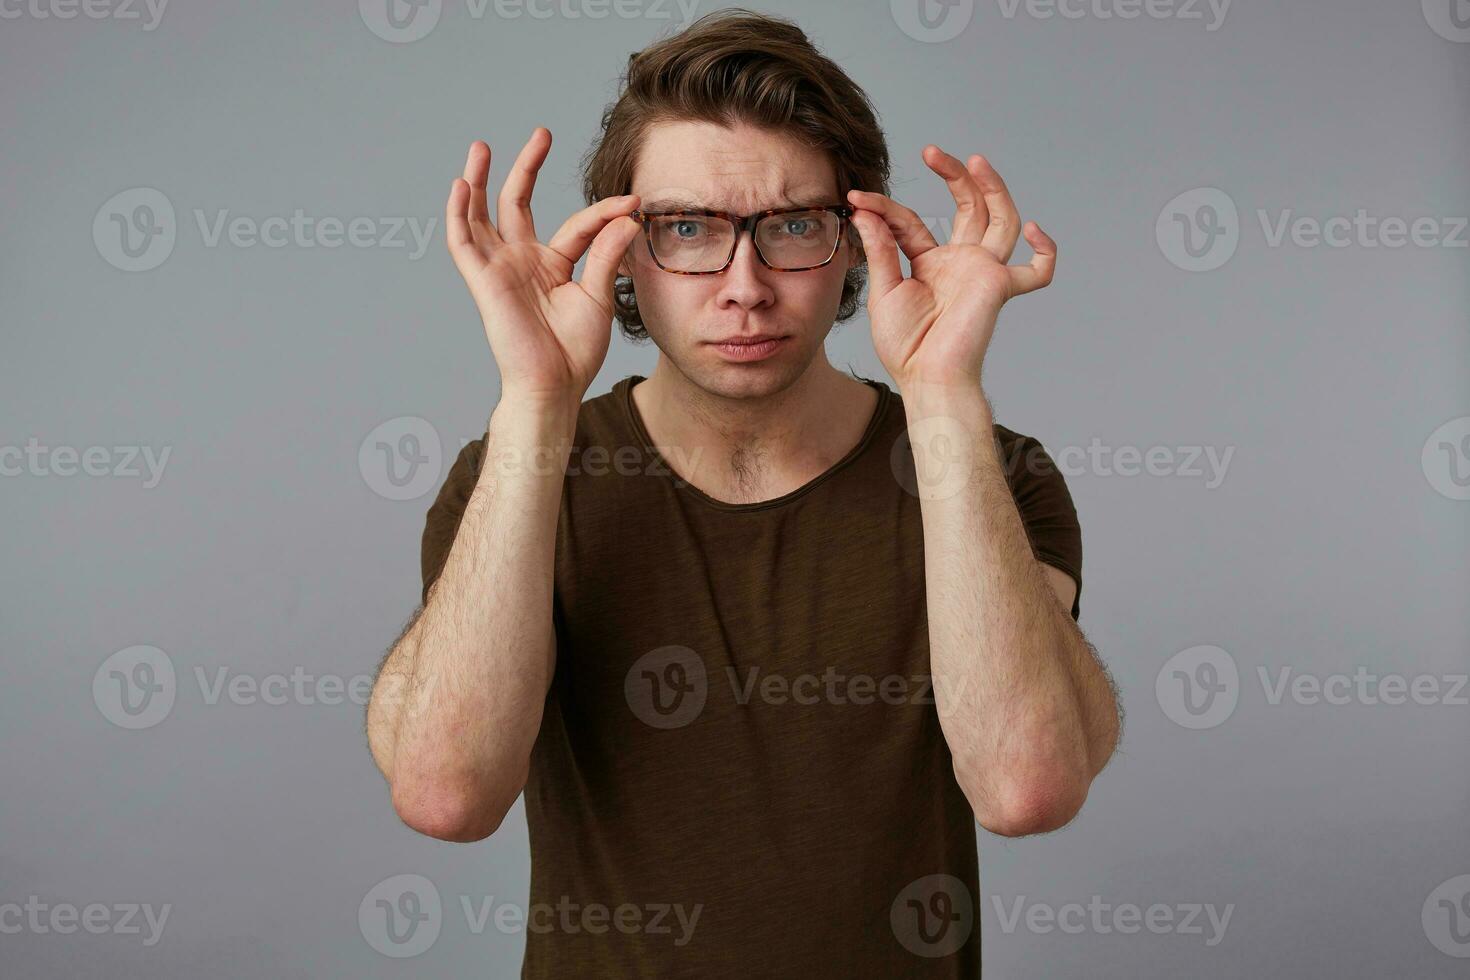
630, 119, 838, 212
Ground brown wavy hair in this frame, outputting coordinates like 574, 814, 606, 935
579, 8, 891, 342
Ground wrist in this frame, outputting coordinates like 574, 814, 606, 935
493, 387, 582, 431
899, 377, 993, 424
485, 392, 581, 485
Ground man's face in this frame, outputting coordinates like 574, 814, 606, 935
620, 120, 858, 400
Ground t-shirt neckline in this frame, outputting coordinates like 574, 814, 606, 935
618, 373, 892, 513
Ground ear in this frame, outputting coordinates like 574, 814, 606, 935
616, 237, 637, 279
845, 230, 866, 271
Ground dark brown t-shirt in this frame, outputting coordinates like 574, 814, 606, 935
420, 373, 1082, 978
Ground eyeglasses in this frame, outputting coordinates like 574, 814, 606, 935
629, 204, 854, 275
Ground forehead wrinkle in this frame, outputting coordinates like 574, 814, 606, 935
640, 184, 837, 214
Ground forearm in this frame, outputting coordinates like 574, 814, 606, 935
904, 382, 1117, 834
367, 394, 578, 839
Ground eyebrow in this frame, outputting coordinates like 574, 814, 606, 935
638, 194, 835, 212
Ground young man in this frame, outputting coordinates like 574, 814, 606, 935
366, 10, 1119, 976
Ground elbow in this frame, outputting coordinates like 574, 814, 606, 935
960, 767, 1090, 839
390, 774, 522, 843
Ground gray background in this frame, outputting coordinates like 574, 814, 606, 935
2, 0, 1467, 976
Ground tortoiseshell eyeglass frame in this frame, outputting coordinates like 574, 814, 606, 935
628, 204, 855, 275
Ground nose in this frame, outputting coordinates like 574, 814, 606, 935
713, 229, 776, 312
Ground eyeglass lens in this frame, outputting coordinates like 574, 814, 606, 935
646, 210, 842, 272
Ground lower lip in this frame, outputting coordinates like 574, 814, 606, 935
710, 337, 788, 361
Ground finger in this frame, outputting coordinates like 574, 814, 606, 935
968, 154, 1022, 262
847, 208, 903, 300
446, 177, 473, 252
462, 141, 494, 230
1008, 221, 1057, 296
846, 189, 938, 261
923, 145, 988, 245
497, 127, 551, 244
547, 194, 641, 266
445, 178, 489, 280
580, 214, 645, 313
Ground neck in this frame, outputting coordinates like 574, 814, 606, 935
632, 354, 879, 505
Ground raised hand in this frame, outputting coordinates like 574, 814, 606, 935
846, 146, 1056, 394
446, 130, 642, 405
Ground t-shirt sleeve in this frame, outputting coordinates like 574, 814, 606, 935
419, 436, 486, 607
997, 428, 1083, 620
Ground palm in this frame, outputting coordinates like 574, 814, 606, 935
847, 146, 1057, 392
445, 132, 641, 403
868, 244, 1014, 387
461, 242, 611, 397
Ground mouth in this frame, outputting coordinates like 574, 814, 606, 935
706, 334, 789, 362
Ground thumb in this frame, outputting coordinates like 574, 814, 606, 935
580, 216, 642, 314
850, 210, 903, 300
